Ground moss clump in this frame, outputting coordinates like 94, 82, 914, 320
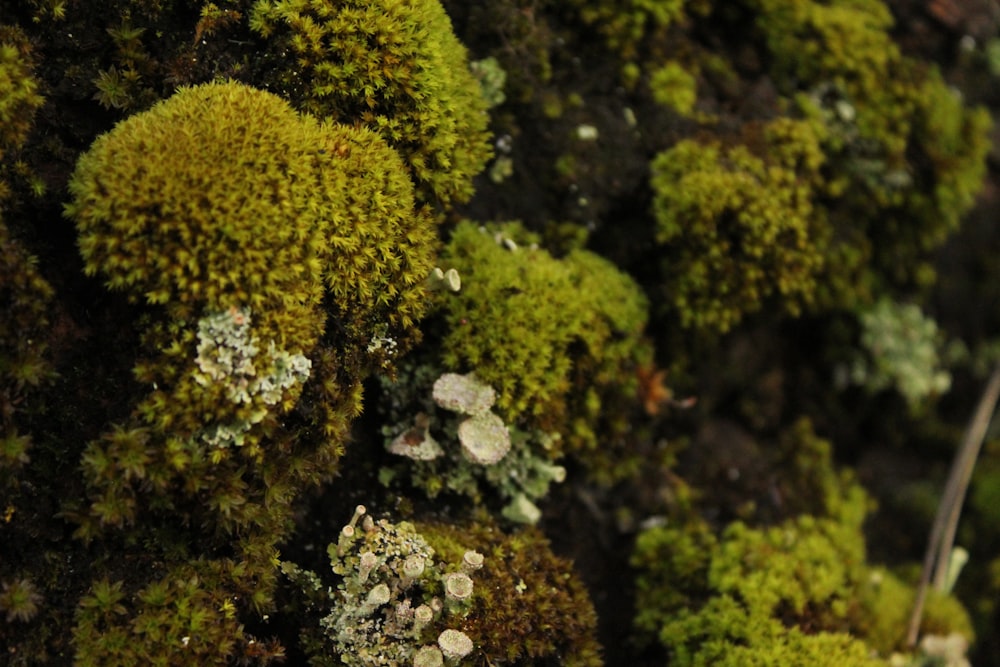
0, 577, 43, 623
649, 60, 697, 115
651, 118, 828, 333
0, 27, 44, 161
420, 518, 603, 666
60, 81, 439, 660
0, 210, 54, 489
632, 420, 973, 665
563, 0, 690, 61
439, 221, 650, 475
67, 80, 435, 449
72, 560, 285, 667
753, 0, 992, 291
249, 0, 492, 209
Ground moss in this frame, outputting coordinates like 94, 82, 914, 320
59, 81, 440, 660
72, 560, 285, 666
852, 567, 974, 657
249, 0, 492, 209
0, 26, 44, 162
0, 578, 43, 623
649, 60, 697, 115
632, 419, 973, 665
420, 518, 603, 666
563, 0, 691, 61
0, 209, 54, 490
753, 0, 992, 293
439, 221, 651, 478
66, 80, 435, 447
650, 118, 828, 333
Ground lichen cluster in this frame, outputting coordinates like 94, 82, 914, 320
379, 367, 567, 524
840, 298, 954, 411
284, 506, 480, 666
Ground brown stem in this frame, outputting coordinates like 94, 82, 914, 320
907, 362, 1000, 647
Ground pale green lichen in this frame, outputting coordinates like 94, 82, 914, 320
840, 298, 952, 411
284, 507, 480, 666
379, 366, 565, 523
192, 306, 311, 447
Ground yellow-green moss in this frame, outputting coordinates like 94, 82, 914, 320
73, 559, 284, 666
0, 27, 44, 161
650, 118, 828, 333
563, 0, 690, 61
649, 60, 697, 115
249, 0, 492, 209
66, 81, 435, 449
62, 85, 439, 660
440, 221, 650, 472
632, 419, 973, 665
754, 0, 992, 291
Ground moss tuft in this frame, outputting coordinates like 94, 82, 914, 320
440, 221, 651, 478
250, 0, 492, 209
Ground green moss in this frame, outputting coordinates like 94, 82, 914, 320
564, 0, 691, 61
0, 578, 43, 623
73, 559, 285, 666
67, 81, 435, 447
852, 567, 974, 656
0, 210, 54, 488
650, 118, 828, 333
439, 221, 650, 476
60, 82, 440, 661
250, 0, 492, 209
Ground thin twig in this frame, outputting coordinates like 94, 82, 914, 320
907, 361, 1000, 647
